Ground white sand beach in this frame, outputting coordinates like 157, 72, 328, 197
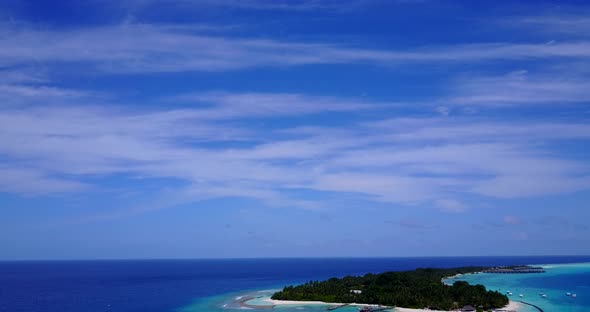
394, 308, 447, 312
268, 299, 331, 305
397, 301, 523, 312
269, 299, 382, 307
263, 298, 523, 312
494, 300, 522, 312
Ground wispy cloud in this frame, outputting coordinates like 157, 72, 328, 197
368, 117, 590, 142
447, 70, 590, 106
3, 23, 590, 75
0, 91, 378, 205
0, 84, 88, 99
0, 68, 48, 84
1, 8, 590, 221
168, 92, 389, 119
503, 12, 590, 37
123, 0, 358, 12
187, 0, 357, 11
1, 92, 588, 206
0, 167, 88, 194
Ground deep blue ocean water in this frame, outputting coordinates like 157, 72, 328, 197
1, 256, 589, 312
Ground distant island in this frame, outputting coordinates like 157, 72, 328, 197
271, 267, 509, 311
482, 265, 545, 274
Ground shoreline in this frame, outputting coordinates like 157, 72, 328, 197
496, 301, 522, 312
441, 272, 477, 284
243, 265, 542, 312
270, 299, 383, 307
234, 261, 590, 312
244, 297, 523, 312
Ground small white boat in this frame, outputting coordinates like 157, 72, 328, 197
519, 294, 524, 298
572, 294, 577, 298
567, 292, 571, 296
542, 294, 547, 298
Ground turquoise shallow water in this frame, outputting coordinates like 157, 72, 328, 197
444, 262, 590, 312
180, 262, 590, 312
178, 290, 364, 312
3, 257, 589, 311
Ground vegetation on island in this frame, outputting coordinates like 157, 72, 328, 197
271, 267, 508, 311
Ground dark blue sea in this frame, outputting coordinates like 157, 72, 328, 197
1, 256, 589, 312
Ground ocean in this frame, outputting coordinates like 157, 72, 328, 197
446, 262, 590, 312
1, 256, 589, 312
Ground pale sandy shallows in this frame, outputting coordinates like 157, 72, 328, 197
495, 300, 522, 312
268, 299, 523, 312
269, 299, 381, 307
393, 308, 448, 312
391, 301, 523, 312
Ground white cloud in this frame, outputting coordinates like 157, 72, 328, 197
1, 18, 590, 209
368, 117, 590, 142
447, 70, 590, 106
0, 167, 88, 194
312, 173, 443, 203
0, 68, 48, 84
504, 13, 590, 37
123, 0, 355, 11
0, 84, 87, 98
3, 24, 590, 74
1, 93, 588, 204
169, 92, 388, 119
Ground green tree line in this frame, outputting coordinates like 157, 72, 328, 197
271, 267, 508, 311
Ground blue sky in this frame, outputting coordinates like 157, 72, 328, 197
1, 0, 590, 260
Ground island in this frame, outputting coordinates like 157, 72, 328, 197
482, 265, 545, 274
271, 267, 508, 311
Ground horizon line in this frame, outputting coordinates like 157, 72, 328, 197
2, 255, 590, 262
